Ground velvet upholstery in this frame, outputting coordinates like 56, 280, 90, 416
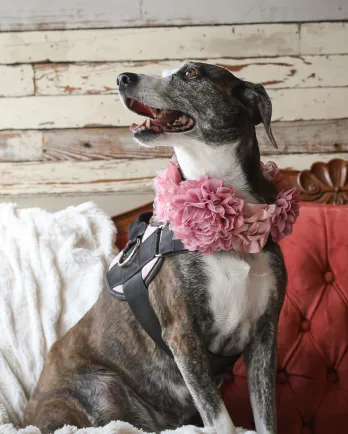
222, 203, 348, 433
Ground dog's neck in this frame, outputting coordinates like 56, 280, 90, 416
173, 131, 272, 204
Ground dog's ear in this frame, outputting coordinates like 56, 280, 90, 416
239, 82, 278, 149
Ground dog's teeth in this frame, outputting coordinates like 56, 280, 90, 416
146, 119, 151, 128
129, 99, 134, 108
182, 115, 188, 124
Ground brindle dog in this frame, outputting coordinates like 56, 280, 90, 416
25, 62, 287, 434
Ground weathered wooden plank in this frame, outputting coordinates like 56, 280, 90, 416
0, 0, 142, 31
264, 153, 348, 170
1, 117, 345, 164
0, 158, 166, 195
0, 95, 143, 130
269, 88, 348, 122
34, 61, 173, 96
38, 119, 348, 161
0, 65, 34, 97
141, 3, 348, 28
1, 0, 347, 31
0, 130, 42, 161
1, 22, 347, 65
42, 128, 171, 160
1, 88, 348, 130
0, 24, 300, 64
34, 55, 348, 96
0, 153, 347, 196
257, 119, 348, 154
0, 193, 156, 217
301, 22, 348, 55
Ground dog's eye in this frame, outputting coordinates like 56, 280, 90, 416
185, 68, 197, 79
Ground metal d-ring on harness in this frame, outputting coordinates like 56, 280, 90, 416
105, 212, 241, 375
118, 238, 141, 267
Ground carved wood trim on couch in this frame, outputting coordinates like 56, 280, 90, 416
112, 158, 348, 249
298, 159, 348, 204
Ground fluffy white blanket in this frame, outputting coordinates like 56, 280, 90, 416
0, 202, 254, 434
0, 202, 115, 427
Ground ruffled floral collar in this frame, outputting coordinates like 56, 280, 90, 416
153, 157, 300, 254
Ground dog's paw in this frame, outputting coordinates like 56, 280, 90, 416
236, 429, 256, 434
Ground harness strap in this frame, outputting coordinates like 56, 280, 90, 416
123, 270, 173, 357
157, 224, 187, 256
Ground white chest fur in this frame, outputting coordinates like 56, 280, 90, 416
204, 250, 276, 354
174, 141, 256, 204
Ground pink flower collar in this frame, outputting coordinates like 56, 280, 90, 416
153, 157, 300, 254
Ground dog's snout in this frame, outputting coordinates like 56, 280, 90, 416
117, 72, 139, 87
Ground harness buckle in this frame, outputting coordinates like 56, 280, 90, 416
118, 237, 141, 267
154, 224, 164, 258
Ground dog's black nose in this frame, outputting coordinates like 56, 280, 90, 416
117, 72, 138, 86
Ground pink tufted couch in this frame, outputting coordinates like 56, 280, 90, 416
222, 202, 348, 434
113, 159, 348, 434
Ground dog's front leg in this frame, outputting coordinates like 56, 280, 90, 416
244, 308, 278, 434
165, 325, 237, 434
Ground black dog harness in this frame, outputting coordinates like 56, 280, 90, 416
105, 213, 240, 374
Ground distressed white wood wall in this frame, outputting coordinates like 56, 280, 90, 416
0, 17, 348, 202
1, 0, 347, 30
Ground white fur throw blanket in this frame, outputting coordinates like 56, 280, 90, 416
0, 202, 254, 434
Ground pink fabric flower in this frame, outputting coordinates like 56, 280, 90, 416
153, 158, 182, 222
271, 188, 300, 242
168, 178, 245, 253
233, 204, 276, 253
153, 157, 300, 254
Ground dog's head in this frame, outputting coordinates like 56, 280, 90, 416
117, 61, 277, 149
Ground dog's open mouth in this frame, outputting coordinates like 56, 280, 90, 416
126, 98, 195, 134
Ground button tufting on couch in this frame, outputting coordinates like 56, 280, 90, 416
222, 203, 348, 434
